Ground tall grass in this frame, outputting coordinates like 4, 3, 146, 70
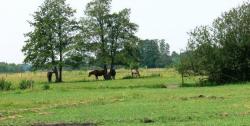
0, 68, 188, 87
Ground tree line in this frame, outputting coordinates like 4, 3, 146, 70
179, 2, 250, 84
0, 62, 31, 73
22, 0, 179, 82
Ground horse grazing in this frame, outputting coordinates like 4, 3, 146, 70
89, 65, 116, 80
131, 69, 140, 78
88, 70, 106, 80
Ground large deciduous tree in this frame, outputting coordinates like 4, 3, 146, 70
82, 0, 111, 65
106, 9, 138, 67
80, 0, 138, 67
22, 0, 76, 82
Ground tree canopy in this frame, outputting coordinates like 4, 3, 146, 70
22, 0, 179, 82
22, 0, 76, 82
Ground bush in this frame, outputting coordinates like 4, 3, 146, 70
19, 80, 34, 90
43, 84, 50, 90
0, 78, 12, 91
130, 63, 139, 69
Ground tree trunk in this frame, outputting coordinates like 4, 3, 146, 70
59, 65, 62, 82
57, 44, 63, 82
111, 52, 115, 68
58, 23, 63, 82
53, 66, 60, 83
59, 49, 63, 82
99, 19, 107, 65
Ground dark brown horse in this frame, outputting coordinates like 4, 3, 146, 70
88, 70, 106, 80
89, 65, 116, 80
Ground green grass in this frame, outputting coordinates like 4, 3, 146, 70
0, 69, 250, 126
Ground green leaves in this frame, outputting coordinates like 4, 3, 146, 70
23, 0, 76, 67
22, 0, 76, 82
182, 2, 250, 84
78, 0, 139, 66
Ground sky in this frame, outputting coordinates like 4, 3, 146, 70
0, 0, 246, 64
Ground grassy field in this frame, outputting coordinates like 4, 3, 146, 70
1, 68, 250, 126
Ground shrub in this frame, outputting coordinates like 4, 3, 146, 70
19, 80, 34, 90
43, 84, 50, 90
0, 78, 12, 91
130, 63, 139, 69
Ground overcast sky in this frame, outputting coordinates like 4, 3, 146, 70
0, 0, 246, 64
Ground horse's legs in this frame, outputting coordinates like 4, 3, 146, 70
96, 76, 98, 80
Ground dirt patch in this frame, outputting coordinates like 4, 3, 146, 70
219, 112, 229, 117
0, 114, 23, 121
191, 95, 224, 99
32, 123, 97, 126
141, 118, 154, 123
38, 112, 54, 115
161, 84, 180, 89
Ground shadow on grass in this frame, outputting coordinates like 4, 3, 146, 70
122, 74, 161, 80
56, 74, 162, 84
32, 122, 97, 126
73, 84, 166, 90
181, 81, 250, 88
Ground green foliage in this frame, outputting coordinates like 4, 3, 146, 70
139, 39, 172, 68
130, 62, 139, 69
170, 51, 180, 67
22, 0, 77, 82
181, 2, 250, 84
22, 0, 178, 71
43, 84, 50, 90
19, 80, 34, 90
0, 62, 31, 73
0, 78, 12, 91
78, 0, 139, 66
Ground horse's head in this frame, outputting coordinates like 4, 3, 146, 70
88, 72, 92, 77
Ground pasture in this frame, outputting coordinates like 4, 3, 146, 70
0, 69, 250, 126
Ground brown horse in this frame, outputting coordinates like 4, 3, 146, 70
131, 69, 140, 78
89, 70, 106, 80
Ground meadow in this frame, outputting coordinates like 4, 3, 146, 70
0, 69, 250, 126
